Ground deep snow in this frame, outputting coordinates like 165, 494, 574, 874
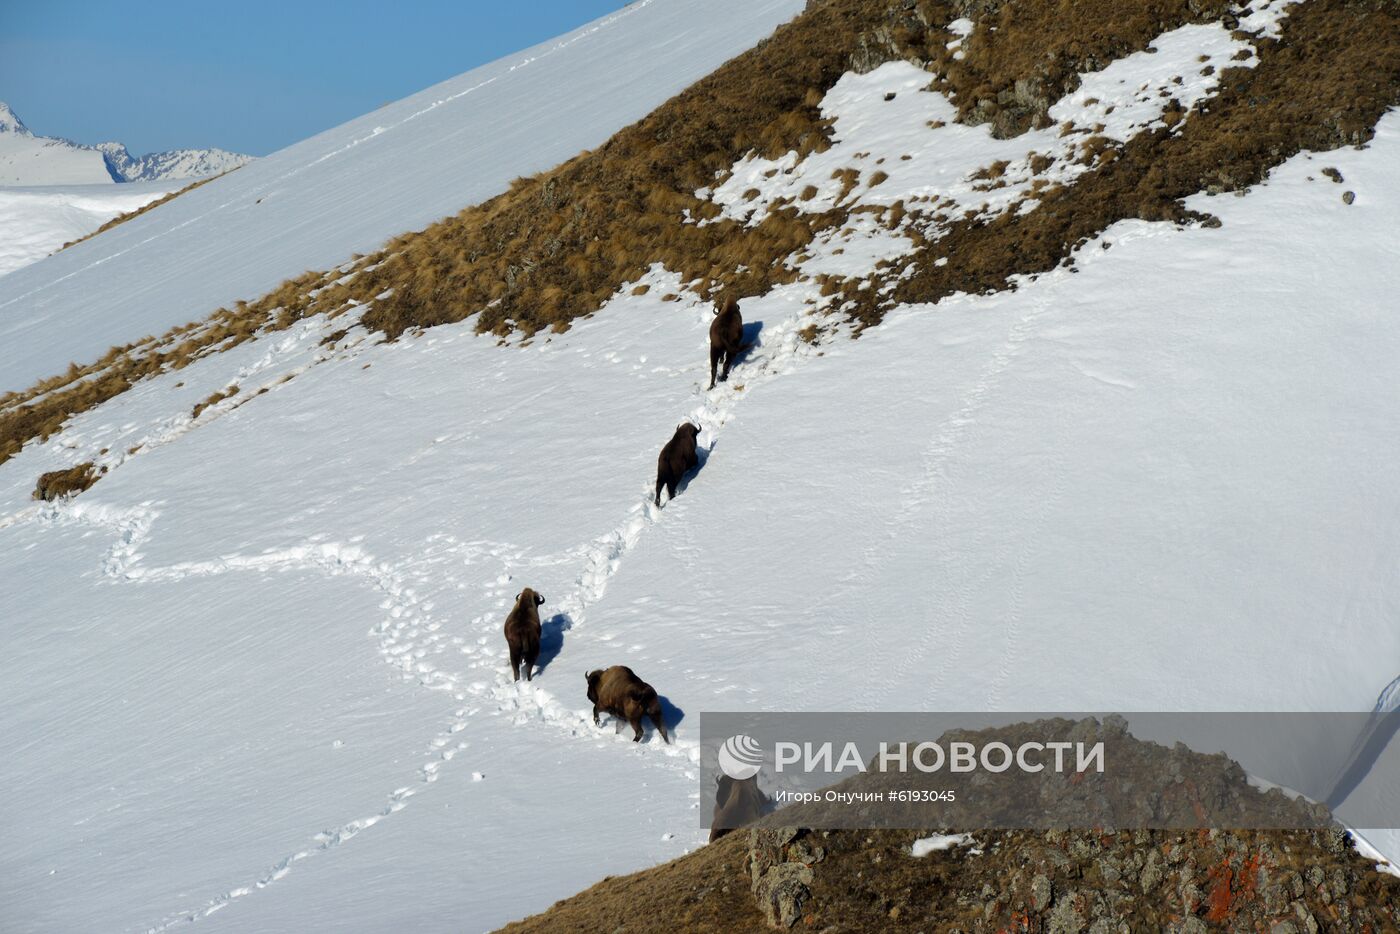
0, 181, 182, 278
2, 4, 1399, 932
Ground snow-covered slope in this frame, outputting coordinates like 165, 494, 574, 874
0, 0, 806, 395
0, 102, 253, 187
3, 3, 1399, 933
4, 114, 1397, 929
0, 181, 183, 277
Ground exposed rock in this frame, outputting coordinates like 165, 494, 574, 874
1031, 873, 1053, 911
748, 828, 826, 928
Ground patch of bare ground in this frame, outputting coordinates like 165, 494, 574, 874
870, 0, 1400, 326
2, 0, 1397, 465
33, 461, 104, 501
499, 830, 1400, 933
498, 833, 763, 934
0, 264, 359, 465
191, 385, 238, 419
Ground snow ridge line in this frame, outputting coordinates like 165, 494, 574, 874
0, 0, 657, 318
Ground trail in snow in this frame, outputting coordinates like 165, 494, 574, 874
0, 281, 822, 931
6, 243, 1395, 930
854, 285, 1065, 710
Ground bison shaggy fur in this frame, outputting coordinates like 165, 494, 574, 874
503, 587, 545, 681
654, 422, 700, 507
708, 298, 744, 389
586, 665, 669, 743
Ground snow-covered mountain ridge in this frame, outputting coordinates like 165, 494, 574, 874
2, 0, 1400, 930
95, 140, 252, 183
0, 101, 252, 185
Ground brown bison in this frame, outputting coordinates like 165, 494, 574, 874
708, 297, 744, 389
503, 587, 545, 681
654, 422, 700, 507
709, 773, 768, 842
586, 666, 670, 743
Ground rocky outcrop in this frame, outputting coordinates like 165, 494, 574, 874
747, 829, 826, 928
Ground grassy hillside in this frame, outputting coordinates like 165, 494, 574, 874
2, 0, 1397, 472
56, 174, 226, 252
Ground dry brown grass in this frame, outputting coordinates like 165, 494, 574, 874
498, 826, 1400, 933
0, 264, 342, 466
2, 0, 1396, 467
58, 172, 232, 252
876, 0, 1400, 324
499, 833, 762, 933
33, 462, 103, 501
191, 385, 238, 419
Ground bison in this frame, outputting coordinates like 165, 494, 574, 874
709, 773, 769, 842
503, 587, 545, 681
654, 422, 700, 507
708, 298, 745, 389
586, 666, 670, 743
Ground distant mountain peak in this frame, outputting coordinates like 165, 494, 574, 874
0, 101, 253, 185
0, 102, 30, 135
96, 140, 254, 183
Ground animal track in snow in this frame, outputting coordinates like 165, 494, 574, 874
2, 278, 828, 932
864, 287, 1060, 708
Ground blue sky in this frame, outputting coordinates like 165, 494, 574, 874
0, 1, 632, 157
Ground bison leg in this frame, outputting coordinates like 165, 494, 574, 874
592, 704, 601, 726
524, 647, 538, 681
719, 349, 733, 383
630, 717, 644, 742
654, 475, 665, 507
651, 712, 671, 744
709, 346, 723, 389
667, 478, 678, 503
508, 644, 522, 682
